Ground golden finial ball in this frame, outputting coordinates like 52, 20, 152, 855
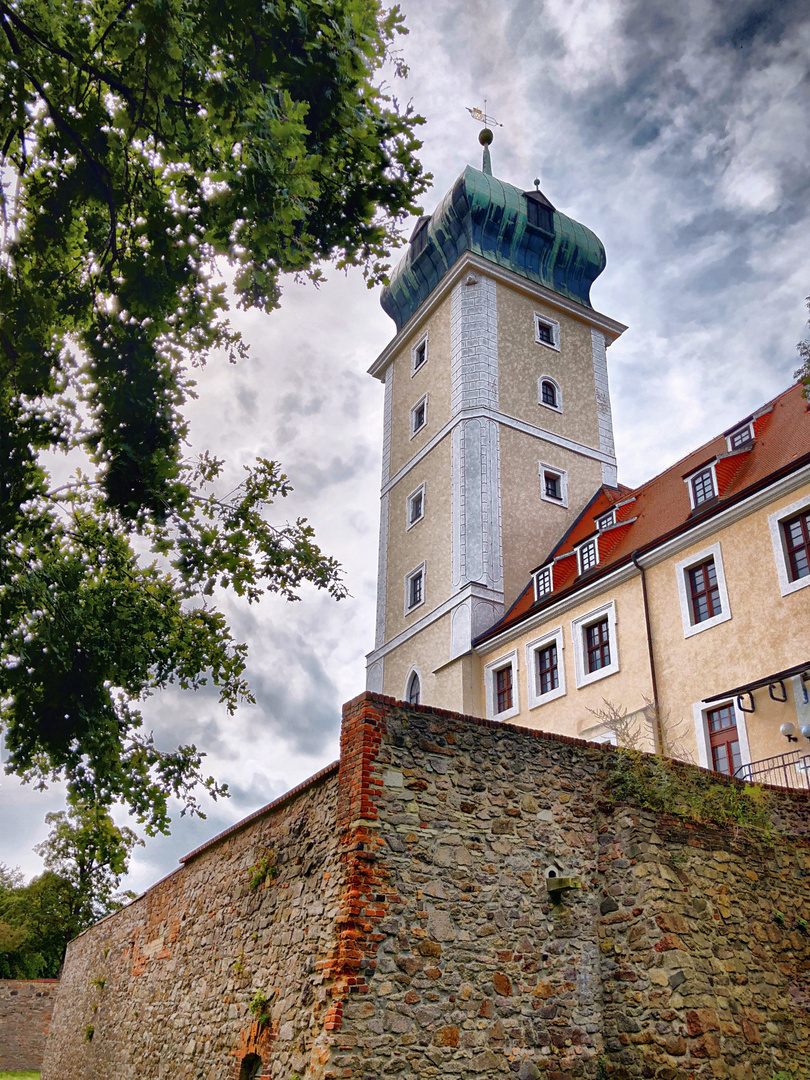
478, 127, 494, 146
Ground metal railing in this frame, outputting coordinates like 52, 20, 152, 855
734, 749, 810, 790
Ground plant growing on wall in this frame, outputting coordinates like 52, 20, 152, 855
605, 746, 773, 833
249, 850, 278, 890
249, 989, 271, 1028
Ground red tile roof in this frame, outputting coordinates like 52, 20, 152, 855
476, 382, 810, 645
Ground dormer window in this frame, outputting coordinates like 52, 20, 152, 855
728, 424, 753, 450
410, 216, 430, 257
577, 538, 599, 574
689, 466, 717, 508
596, 509, 615, 531
534, 565, 553, 599
524, 190, 556, 235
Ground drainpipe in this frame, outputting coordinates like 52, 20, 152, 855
631, 550, 664, 756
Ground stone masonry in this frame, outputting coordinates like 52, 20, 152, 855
0, 978, 59, 1071
43, 694, 810, 1079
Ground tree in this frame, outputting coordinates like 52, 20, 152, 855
35, 797, 143, 925
0, 0, 428, 831
0, 864, 83, 977
797, 295, 810, 390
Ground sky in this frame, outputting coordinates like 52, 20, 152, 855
2, 0, 810, 893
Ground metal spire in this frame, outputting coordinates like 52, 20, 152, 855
466, 101, 502, 175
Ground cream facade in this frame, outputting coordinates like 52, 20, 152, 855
365, 153, 810, 786
365, 250, 625, 709
475, 467, 810, 776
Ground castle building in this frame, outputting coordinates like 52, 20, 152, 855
366, 140, 810, 785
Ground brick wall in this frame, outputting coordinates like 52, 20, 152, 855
43, 694, 810, 1079
0, 979, 59, 1071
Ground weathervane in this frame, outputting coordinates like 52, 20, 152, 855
466, 100, 502, 176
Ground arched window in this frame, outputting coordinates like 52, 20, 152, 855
239, 1054, 262, 1080
407, 671, 421, 705
539, 378, 561, 411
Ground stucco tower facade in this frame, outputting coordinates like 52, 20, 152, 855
365, 155, 626, 714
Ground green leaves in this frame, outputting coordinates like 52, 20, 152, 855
0, 0, 427, 831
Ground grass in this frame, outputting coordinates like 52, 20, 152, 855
0, 1073, 41, 1078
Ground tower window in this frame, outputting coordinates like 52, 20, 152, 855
405, 564, 425, 613
410, 394, 428, 438
534, 313, 560, 350
407, 670, 421, 705
539, 462, 568, 507
412, 334, 428, 374
406, 483, 426, 529
538, 377, 562, 412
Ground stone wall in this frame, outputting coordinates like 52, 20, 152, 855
0, 978, 59, 1071
43, 694, 810, 1080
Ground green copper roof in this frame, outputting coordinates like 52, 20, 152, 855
381, 166, 607, 332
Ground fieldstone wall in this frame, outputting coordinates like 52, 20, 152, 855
0, 978, 59, 1071
43, 694, 810, 1080
42, 763, 343, 1080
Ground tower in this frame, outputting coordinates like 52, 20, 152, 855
365, 137, 626, 715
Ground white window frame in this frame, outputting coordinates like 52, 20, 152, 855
538, 376, 562, 413
484, 649, 520, 721
411, 333, 429, 376
692, 697, 751, 774
534, 312, 560, 351
726, 423, 753, 452
684, 462, 718, 510
768, 491, 810, 597
674, 541, 732, 638
539, 462, 568, 507
534, 565, 553, 600
572, 600, 619, 688
404, 666, 423, 705
406, 482, 426, 530
596, 509, 615, 531
576, 537, 599, 575
526, 627, 566, 709
410, 394, 429, 438
404, 562, 426, 615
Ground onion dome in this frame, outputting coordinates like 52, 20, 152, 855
381, 165, 607, 333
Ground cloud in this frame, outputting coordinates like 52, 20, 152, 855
6, 0, 810, 896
